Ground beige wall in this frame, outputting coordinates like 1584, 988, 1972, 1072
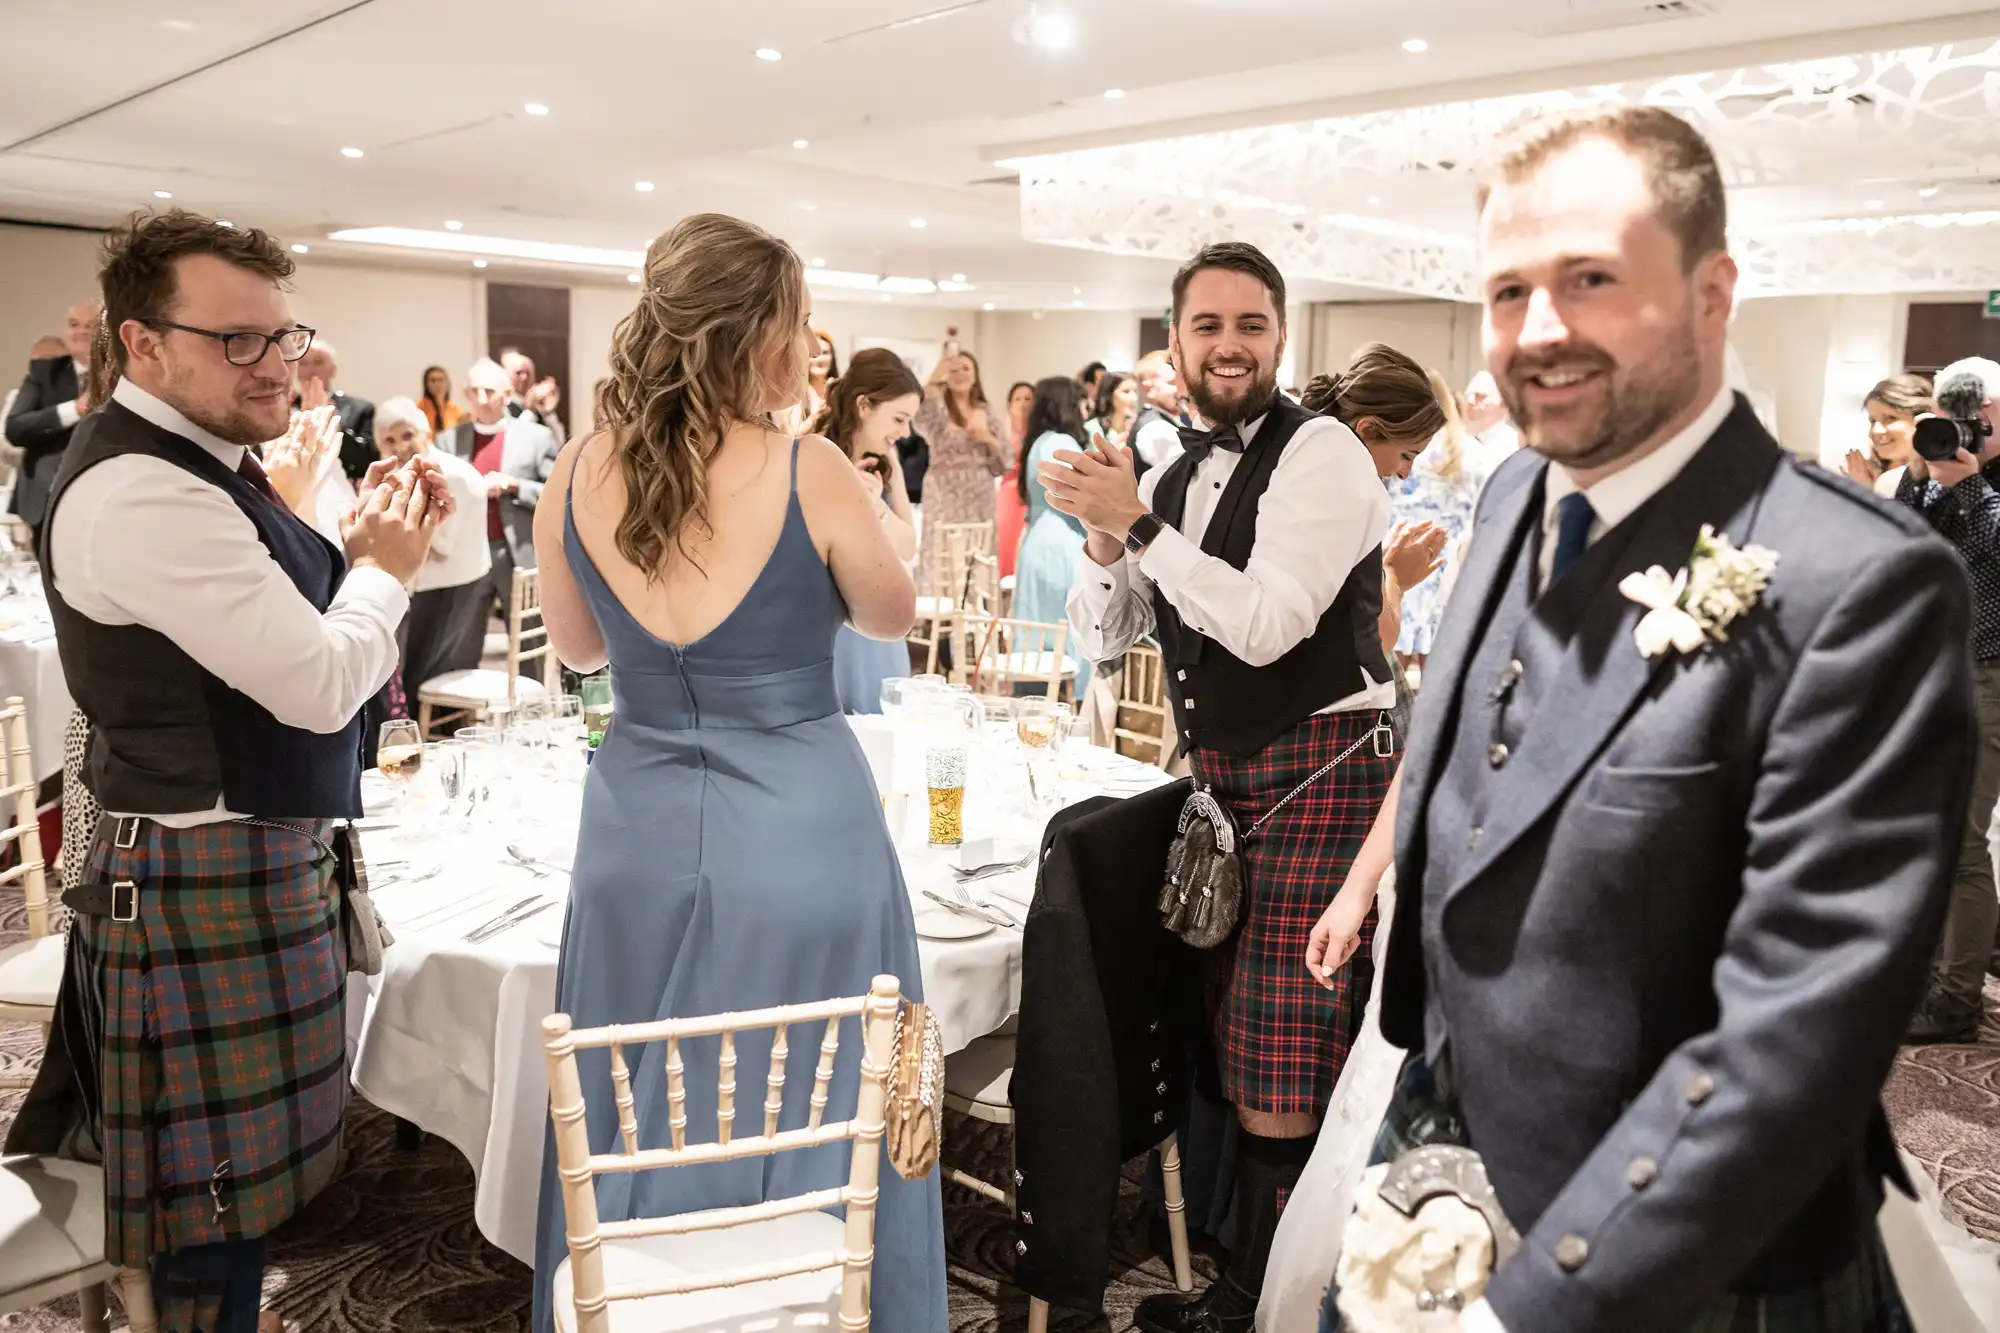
1307, 300, 1484, 394
0, 224, 100, 365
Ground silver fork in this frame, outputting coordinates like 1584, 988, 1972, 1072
461, 896, 550, 942
468, 900, 557, 943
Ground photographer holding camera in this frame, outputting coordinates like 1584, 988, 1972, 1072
1895, 354, 2000, 1042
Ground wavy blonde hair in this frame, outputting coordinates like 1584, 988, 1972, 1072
600, 213, 809, 577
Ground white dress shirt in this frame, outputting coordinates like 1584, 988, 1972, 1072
1067, 409, 1396, 714
1133, 414, 1186, 470
412, 449, 493, 592
49, 379, 408, 825
1535, 385, 1735, 592
1461, 383, 1735, 1333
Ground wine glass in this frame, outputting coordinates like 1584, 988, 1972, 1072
1013, 699, 1066, 811
455, 724, 500, 818
378, 720, 424, 819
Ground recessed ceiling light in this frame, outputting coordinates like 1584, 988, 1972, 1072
524, 102, 550, 116
1918, 184, 1941, 199
153, 190, 173, 199
1072, 299, 1085, 307
983, 302, 996, 311
444, 220, 463, 230
1865, 198, 1884, 210
1072, 286, 1082, 295
909, 217, 927, 228
880, 293, 893, 303
341, 146, 364, 159
797, 202, 817, 212
627, 272, 640, 283
290, 244, 309, 254
756, 47, 782, 61
1103, 88, 1125, 100
811, 257, 827, 267
472, 259, 488, 268
634, 181, 654, 192
1367, 194, 1382, 205
1401, 37, 1428, 53
792, 138, 810, 149
1028, 10, 1074, 49
951, 273, 966, 282
158, 18, 195, 30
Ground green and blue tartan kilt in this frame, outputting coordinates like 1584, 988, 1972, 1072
71, 817, 349, 1265
1340, 1054, 1912, 1332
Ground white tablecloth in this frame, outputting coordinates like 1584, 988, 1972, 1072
348, 720, 1171, 1264
0, 588, 70, 782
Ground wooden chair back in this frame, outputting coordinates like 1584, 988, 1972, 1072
1113, 644, 1174, 769
542, 975, 901, 1333
507, 566, 557, 705
957, 616, 1073, 700
0, 698, 49, 938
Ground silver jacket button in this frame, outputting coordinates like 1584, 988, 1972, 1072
1488, 742, 1510, 768
1685, 1072, 1715, 1106
1626, 1156, 1658, 1190
1555, 1234, 1589, 1271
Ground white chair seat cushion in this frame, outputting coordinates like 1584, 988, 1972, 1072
979, 652, 1078, 679
999, 574, 1017, 592
0, 1155, 109, 1308
914, 595, 956, 618
0, 933, 63, 1010
944, 1032, 1015, 1113
481, 630, 509, 662
418, 669, 548, 710
551, 1210, 847, 1332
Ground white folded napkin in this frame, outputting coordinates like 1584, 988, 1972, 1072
980, 876, 1035, 910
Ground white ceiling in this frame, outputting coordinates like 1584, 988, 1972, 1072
3, 0, 1998, 309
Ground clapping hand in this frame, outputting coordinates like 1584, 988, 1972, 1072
527, 377, 561, 416
1843, 450, 1883, 486
1041, 439, 1146, 537
262, 406, 340, 514
344, 458, 450, 584
1383, 519, 1448, 589
298, 376, 332, 413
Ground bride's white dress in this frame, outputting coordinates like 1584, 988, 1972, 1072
1256, 869, 2000, 1333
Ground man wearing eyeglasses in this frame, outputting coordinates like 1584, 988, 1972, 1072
5, 209, 452, 1333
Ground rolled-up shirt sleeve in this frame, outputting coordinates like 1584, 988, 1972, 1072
1067, 465, 1165, 660
50, 457, 406, 734
1138, 417, 1387, 668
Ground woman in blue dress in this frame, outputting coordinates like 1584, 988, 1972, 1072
1386, 369, 1491, 666
529, 213, 947, 1332
815, 348, 922, 712
1011, 375, 1096, 694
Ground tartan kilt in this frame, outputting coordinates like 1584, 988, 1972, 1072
69, 817, 349, 1265
1190, 710, 1395, 1118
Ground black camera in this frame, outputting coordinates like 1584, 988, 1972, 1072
1913, 370, 1994, 462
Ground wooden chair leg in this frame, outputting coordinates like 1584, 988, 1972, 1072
1161, 1133, 1194, 1292
78, 1281, 109, 1333
418, 700, 433, 739
1027, 1297, 1050, 1333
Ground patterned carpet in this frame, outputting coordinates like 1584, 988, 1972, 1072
2, 882, 1994, 1330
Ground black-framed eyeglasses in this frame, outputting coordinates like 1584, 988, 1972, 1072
145, 320, 315, 367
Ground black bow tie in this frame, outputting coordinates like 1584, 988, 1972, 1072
1176, 423, 1246, 465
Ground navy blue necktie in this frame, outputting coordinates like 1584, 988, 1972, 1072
1548, 492, 1597, 586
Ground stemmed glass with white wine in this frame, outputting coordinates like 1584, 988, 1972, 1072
378, 719, 424, 819
1013, 697, 1067, 812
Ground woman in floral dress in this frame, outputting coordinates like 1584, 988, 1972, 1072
913, 350, 1009, 587
1389, 373, 1492, 667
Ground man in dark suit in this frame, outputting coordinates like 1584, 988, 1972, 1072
499, 347, 566, 446
291, 342, 376, 481
1321, 106, 1973, 1333
4, 301, 99, 542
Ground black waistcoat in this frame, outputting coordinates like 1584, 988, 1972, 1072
1148, 393, 1388, 757
41, 401, 365, 818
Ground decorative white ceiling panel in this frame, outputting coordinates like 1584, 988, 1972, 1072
1006, 38, 2000, 299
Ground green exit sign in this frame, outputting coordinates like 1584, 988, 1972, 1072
1987, 290, 2000, 318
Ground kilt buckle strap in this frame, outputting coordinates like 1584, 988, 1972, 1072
114, 815, 143, 849
112, 879, 138, 922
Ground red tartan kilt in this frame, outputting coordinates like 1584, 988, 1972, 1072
1190, 710, 1395, 1118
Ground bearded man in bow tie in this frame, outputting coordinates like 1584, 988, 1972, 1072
1044, 240, 1400, 1333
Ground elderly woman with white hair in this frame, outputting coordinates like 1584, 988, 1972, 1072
374, 395, 492, 697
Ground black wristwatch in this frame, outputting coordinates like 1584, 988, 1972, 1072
1125, 512, 1165, 554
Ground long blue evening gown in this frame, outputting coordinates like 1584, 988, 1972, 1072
531, 442, 947, 1332
1012, 429, 1094, 693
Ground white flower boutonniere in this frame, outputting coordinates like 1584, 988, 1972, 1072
1618, 524, 1780, 660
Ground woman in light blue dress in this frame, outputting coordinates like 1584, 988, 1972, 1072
1011, 375, 1096, 694
817, 349, 923, 712
528, 214, 946, 1333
